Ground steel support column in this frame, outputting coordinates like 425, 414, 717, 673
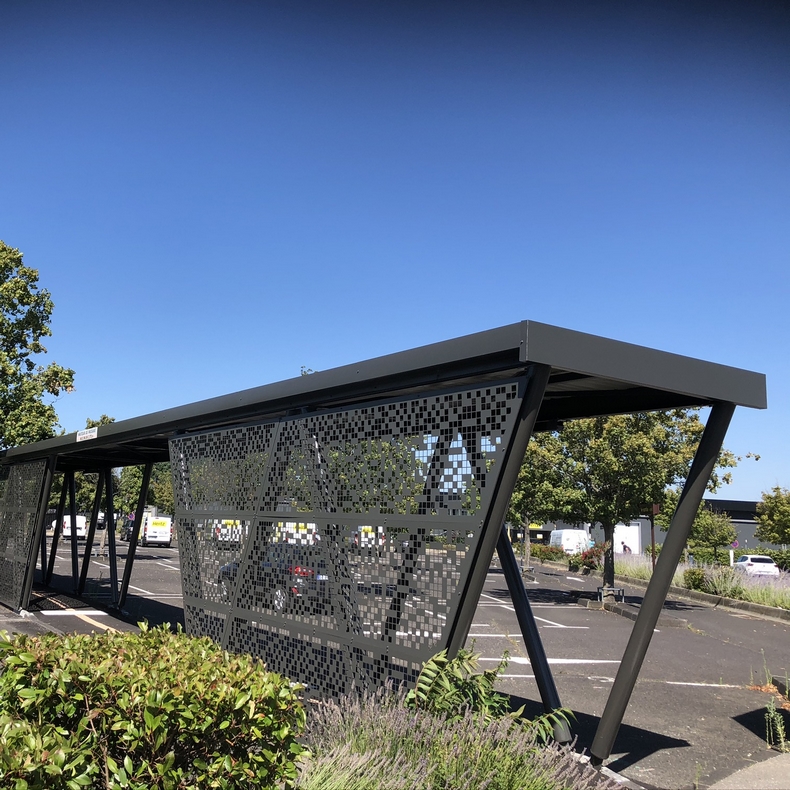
20, 456, 56, 611
45, 476, 68, 585
590, 401, 736, 765
78, 473, 105, 595
67, 470, 79, 593
117, 463, 152, 610
446, 363, 551, 657
496, 523, 571, 742
104, 467, 120, 606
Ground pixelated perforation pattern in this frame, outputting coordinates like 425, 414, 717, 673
261, 386, 518, 516
0, 460, 47, 610
170, 382, 521, 698
170, 423, 275, 513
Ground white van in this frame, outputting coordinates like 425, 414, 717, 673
549, 529, 590, 555
55, 515, 88, 540
140, 514, 173, 547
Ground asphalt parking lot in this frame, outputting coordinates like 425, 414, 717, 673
19, 539, 790, 790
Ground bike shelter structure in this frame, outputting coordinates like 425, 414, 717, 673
0, 321, 766, 762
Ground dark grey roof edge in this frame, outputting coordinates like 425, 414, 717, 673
1, 320, 767, 463
2, 323, 527, 460
524, 321, 767, 410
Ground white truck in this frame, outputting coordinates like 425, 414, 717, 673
139, 513, 173, 547
55, 515, 88, 540
549, 528, 591, 555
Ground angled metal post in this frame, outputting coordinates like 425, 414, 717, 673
590, 402, 736, 765
46, 474, 68, 585
20, 457, 56, 611
78, 472, 105, 595
67, 470, 79, 593
117, 463, 152, 610
105, 467, 120, 606
446, 363, 552, 657
497, 523, 571, 742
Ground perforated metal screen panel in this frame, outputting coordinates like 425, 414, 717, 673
0, 460, 47, 610
170, 381, 525, 695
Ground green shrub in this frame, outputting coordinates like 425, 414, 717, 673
569, 545, 604, 572
528, 544, 566, 563
683, 567, 706, 591
404, 648, 512, 723
298, 691, 617, 790
0, 623, 306, 790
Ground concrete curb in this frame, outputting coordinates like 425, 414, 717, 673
581, 598, 688, 628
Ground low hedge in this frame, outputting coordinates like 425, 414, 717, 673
0, 623, 306, 790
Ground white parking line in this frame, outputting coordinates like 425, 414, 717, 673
533, 615, 588, 629
42, 609, 107, 617
666, 681, 742, 688
128, 584, 152, 595
155, 562, 180, 571
566, 576, 585, 583
480, 657, 620, 666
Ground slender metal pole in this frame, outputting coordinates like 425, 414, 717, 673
78, 473, 105, 595
68, 470, 79, 593
105, 467, 120, 606
20, 457, 55, 611
590, 402, 736, 765
497, 523, 572, 742
46, 475, 68, 584
446, 363, 552, 656
117, 463, 152, 610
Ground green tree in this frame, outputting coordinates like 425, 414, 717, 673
116, 462, 175, 518
0, 241, 74, 448
657, 491, 737, 560
510, 409, 739, 588
48, 416, 117, 512
755, 486, 790, 546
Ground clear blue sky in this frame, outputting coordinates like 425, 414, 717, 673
2, 1, 788, 501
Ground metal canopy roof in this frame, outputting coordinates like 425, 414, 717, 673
0, 320, 767, 472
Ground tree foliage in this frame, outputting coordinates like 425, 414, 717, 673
656, 490, 737, 559
755, 486, 790, 546
508, 409, 740, 587
0, 241, 74, 449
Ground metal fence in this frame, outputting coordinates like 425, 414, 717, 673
0, 460, 47, 610
170, 380, 523, 696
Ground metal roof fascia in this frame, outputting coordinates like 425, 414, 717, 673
523, 321, 767, 410
2, 323, 527, 462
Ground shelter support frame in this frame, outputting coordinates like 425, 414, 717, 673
590, 401, 736, 764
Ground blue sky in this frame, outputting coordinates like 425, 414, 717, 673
2, 1, 788, 501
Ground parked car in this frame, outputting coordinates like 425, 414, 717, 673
54, 515, 87, 540
218, 542, 331, 613
733, 554, 780, 577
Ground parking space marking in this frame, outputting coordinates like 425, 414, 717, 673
42, 609, 107, 617
665, 681, 742, 688
155, 562, 180, 571
128, 584, 153, 595
480, 657, 620, 666
534, 615, 588, 629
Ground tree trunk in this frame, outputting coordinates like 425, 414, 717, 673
602, 522, 615, 590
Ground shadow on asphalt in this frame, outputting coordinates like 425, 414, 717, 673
510, 694, 690, 779
28, 584, 185, 631
732, 705, 790, 741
